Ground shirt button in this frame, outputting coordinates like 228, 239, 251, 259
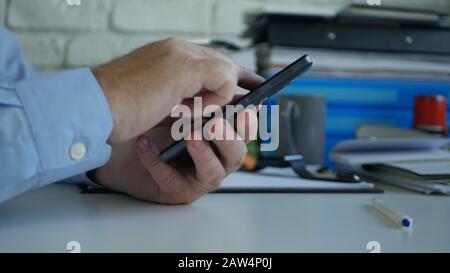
70, 142, 86, 160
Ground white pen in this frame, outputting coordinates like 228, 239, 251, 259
371, 198, 413, 229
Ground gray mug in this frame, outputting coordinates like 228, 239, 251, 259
276, 95, 326, 165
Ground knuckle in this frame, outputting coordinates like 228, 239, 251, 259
160, 191, 185, 205
234, 153, 246, 170
162, 37, 183, 52
232, 145, 247, 170
158, 171, 177, 189
176, 190, 201, 205
147, 156, 160, 169
199, 169, 225, 193
212, 169, 226, 187
165, 36, 182, 45
196, 58, 215, 73
224, 61, 238, 79
197, 149, 216, 165
213, 59, 235, 77
223, 84, 235, 102
241, 142, 248, 155
187, 192, 203, 204
222, 54, 234, 65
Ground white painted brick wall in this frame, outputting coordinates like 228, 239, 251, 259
0, 0, 6, 24
15, 33, 66, 67
113, 0, 214, 34
8, 0, 111, 30
214, 0, 263, 35
1, 0, 360, 70
66, 33, 162, 67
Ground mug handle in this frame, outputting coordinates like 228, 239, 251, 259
285, 101, 300, 154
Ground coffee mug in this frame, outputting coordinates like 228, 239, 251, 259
276, 95, 326, 165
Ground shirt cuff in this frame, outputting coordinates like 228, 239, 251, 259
15, 68, 113, 188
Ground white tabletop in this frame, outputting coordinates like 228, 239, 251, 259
0, 172, 449, 253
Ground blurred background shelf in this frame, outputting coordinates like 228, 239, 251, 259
245, 6, 450, 165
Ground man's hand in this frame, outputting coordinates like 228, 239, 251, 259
91, 113, 258, 204
90, 37, 264, 204
93, 37, 263, 143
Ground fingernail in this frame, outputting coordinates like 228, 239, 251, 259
137, 136, 149, 152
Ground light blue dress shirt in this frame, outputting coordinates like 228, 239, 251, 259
0, 26, 113, 202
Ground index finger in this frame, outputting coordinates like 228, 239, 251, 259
238, 66, 265, 91
200, 45, 265, 91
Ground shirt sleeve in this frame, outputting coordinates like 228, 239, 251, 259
1, 25, 113, 202
0, 68, 113, 203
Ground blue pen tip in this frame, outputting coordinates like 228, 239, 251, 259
402, 219, 410, 227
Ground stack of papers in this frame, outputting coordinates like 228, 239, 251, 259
216, 167, 379, 193
330, 138, 450, 194
366, 159, 450, 182
259, 46, 450, 80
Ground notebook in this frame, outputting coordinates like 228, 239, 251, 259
364, 158, 450, 182
330, 138, 450, 194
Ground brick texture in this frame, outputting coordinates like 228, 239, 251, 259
15, 32, 66, 67
112, 0, 213, 34
0, 0, 6, 24
8, 0, 111, 30
66, 33, 161, 67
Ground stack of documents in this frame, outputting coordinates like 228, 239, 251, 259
330, 138, 450, 194
257, 46, 450, 80
216, 167, 379, 193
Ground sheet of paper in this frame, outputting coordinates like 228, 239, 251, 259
331, 150, 450, 166
331, 138, 450, 153
218, 168, 375, 191
359, 170, 450, 195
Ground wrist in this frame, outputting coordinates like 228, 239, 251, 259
92, 66, 123, 143
86, 169, 103, 187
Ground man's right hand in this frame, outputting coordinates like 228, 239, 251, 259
92, 37, 264, 144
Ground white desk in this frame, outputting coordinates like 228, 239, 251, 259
0, 172, 449, 253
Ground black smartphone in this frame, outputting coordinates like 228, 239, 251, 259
159, 54, 313, 163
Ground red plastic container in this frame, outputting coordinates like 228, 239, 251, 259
413, 95, 448, 135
